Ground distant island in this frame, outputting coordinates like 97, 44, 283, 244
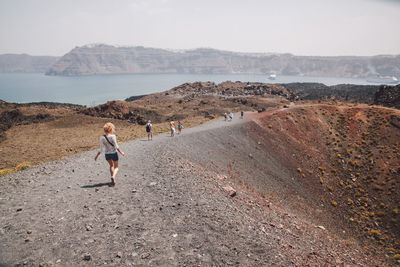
0, 54, 59, 73
1, 44, 399, 78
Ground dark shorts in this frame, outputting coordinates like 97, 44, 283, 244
105, 152, 118, 161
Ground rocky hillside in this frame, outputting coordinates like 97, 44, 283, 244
0, 54, 59, 72
374, 85, 400, 109
252, 105, 400, 260
164, 81, 291, 98
80, 81, 399, 126
0, 100, 81, 138
46, 44, 400, 78
81, 81, 290, 124
283, 83, 380, 103
126, 81, 388, 106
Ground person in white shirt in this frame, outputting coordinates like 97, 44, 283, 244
146, 120, 153, 141
94, 122, 125, 186
170, 121, 176, 137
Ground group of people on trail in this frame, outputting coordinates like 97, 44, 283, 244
95, 120, 184, 185
224, 111, 244, 121
225, 111, 245, 121
169, 121, 183, 137
146, 120, 183, 140
223, 112, 232, 121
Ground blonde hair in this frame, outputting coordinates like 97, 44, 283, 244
103, 122, 115, 134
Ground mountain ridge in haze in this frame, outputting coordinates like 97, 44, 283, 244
45, 44, 400, 77
1, 44, 399, 78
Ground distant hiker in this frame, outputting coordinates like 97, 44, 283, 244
240, 110, 244, 119
229, 113, 233, 121
224, 113, 227, 121
170, 121, 176, 137
177, 121, 183, 134
94, 122, 125, 186
146, 120, 153, 141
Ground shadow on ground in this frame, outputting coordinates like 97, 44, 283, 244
81, 182, 112, 188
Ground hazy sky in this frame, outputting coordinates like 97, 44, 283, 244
0, 0, 399, 56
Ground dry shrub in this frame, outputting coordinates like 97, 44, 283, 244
0, 162, 31, 176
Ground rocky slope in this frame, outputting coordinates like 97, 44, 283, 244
46, 44, 400, 78
252, 105, 400, 258
81, 82, 288, 124
0, 101, 82, 138
374, 84, 400, 109
129, 81, 392, 105
82, 81, 399, 127
283, 83, 381, 103
0, 54, 59, 73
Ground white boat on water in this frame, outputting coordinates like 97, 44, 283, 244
268, 74, 277, 80
366, 76, 398, 84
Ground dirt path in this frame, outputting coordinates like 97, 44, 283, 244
0, 113, 388, 266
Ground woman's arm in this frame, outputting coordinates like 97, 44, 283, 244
117, 148, 125, 156
95, 136, 104, 160
113, 135, 125, 156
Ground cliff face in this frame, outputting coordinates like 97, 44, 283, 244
0, 54, 59, 73
46, 44, 400, 78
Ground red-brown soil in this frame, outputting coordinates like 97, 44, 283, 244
248, 103, 400, 258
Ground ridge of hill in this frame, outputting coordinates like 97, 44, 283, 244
45, 44, 400, 77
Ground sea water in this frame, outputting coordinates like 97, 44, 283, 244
0, 73, 385, 106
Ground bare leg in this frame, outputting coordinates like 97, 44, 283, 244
107, 159, 116, 185
107, 159, 114, 177
112, 160, 119, 180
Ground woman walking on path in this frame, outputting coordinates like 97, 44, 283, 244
170, 121, 176, 137
177, 121, 183, 134
94, 122, 125, 186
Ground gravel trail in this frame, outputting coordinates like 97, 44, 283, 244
0, 113, 388, 266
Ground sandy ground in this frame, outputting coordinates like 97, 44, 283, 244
0, 113, 390, 266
